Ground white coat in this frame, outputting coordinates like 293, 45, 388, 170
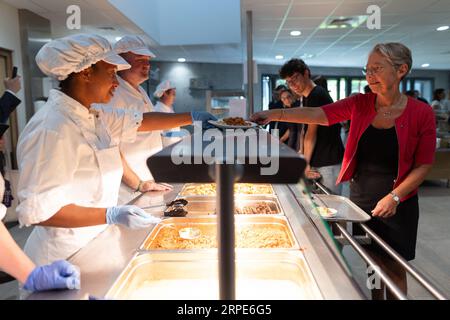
107, 76, 163, 204
154, 101, 184, 147
16, 89, 142, 265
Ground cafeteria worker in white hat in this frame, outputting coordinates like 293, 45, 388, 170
154, 80, 187, 147
16, 34, 197, 266
109, 36, 214, 204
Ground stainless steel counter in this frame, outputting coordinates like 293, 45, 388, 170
28, 183, 363, 300
27, 185, 183, 300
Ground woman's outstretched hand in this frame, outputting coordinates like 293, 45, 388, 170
250, 110, 278, 125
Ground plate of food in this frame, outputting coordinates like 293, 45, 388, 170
312, 206, 338, 219
208, 117, 258, 129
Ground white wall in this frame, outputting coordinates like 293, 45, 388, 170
149, 61, 244, 113
0, 0, 27, 133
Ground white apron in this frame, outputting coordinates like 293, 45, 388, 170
110, 77, 163, 204
23, 107, 123, 266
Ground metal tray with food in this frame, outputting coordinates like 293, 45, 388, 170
306, 194, 371, 222
140, 216, 299, 250
105, 251, 322, 300
178, 183, 275, 197
182, 195, 283, 216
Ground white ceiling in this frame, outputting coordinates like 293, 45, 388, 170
3, 0, 450, 69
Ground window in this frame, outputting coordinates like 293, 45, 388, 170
413, 79, 433, 103
350, 79, 368, 94
262, 76, 271, 111
327, 79, 338, 101
340, 78, 347, 100
400, 78, 434, 103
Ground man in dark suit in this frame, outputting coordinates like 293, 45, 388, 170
1, 76, 21, 124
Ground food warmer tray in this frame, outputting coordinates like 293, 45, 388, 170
105, 251, 323, 300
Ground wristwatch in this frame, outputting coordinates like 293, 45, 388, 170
390, 192, 400, 205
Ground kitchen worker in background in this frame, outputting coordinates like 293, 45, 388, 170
1, 76, 22, 124
17, 34, 206, 266
1, 176, 80, 293
154, 80, 186, 147
110, 36, 215, 204
431, 88, 446, 111
154, 80, 177, 114
252, 42, 436, 299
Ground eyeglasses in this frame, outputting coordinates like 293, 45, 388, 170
363, 62, 402, 75
362, 65, 385, 76
285, 73, 302, 86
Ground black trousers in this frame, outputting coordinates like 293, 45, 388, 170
350, 172, 419, 261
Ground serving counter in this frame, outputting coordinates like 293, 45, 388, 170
28, 183, 364, 300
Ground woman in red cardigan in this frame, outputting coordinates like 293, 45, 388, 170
251, 43, 436, 299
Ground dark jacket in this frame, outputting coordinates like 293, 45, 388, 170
0, 91, 21, 124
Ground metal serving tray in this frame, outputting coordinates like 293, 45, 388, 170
105, 251, 323, 300
307, 194, 371, 222
182, 195, 283, 216
140, 216, 299, 250
178, 183, 275, 197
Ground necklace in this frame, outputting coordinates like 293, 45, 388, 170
376, 95, 405, 117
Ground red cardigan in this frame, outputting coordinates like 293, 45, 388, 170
322, 93, 436, 201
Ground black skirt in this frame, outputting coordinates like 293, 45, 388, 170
350, 172, 419, 261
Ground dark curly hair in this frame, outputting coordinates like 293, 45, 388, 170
279, 59, 311, 79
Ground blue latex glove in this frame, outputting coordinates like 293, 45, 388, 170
190, 111, 217, 129
23, 260, 80, 292
162, 131, 188, 138
106, 205, 161, 229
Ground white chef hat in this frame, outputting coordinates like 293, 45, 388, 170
154, 80, 176, 98
114, 35, 156, 58
36, 34, 131, 81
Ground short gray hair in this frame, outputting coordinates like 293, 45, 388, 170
370, 43, 412, 78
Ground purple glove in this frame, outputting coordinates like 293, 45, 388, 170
23, 260, 80, 292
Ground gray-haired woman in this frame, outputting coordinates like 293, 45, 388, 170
252, 43, 436, 299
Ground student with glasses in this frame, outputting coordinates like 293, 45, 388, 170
279, 59, 345, 195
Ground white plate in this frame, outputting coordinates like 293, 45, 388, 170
311, 206, 338, 219
208, 120, 258, 129
178, 227, 201, 240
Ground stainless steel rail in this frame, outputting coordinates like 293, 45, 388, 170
360, 224, 447, 300
314, 180, 448, 300
334, 223, 407, 300
313, 179, 333, 195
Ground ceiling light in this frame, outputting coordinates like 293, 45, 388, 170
290, 30, 301, 36
275, 55, 284, 60
178, 58, 186, 63
115, 36, 122, 42
300, 53, 315, 59
436, 25, 449, 31
421, 63, 430, 68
